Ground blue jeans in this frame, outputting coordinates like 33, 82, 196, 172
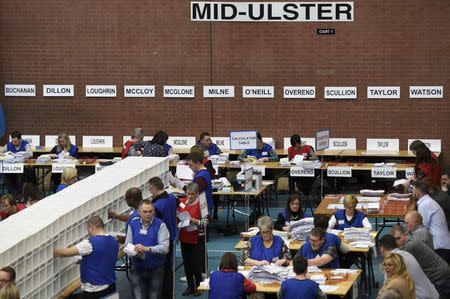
131, 265, 164, 299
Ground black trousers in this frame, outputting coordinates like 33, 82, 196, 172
436, 248, 450, 266
161, 242, 174, 299
288, 176, 314, 195
81, 283, 116, 299
181, 241, 203, 290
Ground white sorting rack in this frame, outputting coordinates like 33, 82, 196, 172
0, 157, 169, 299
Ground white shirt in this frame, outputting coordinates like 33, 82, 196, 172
417, 194, 450, 249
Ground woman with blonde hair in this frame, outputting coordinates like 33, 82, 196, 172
378, 253, 415, 299
329, 194, 372, 230
56, 167, 78, 192
50, 133, 78, 191
0, 282, 20, 299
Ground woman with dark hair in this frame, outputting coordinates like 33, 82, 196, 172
287, 134, 317, 194
410, 140, 441, 185
134, 130, 166, 157
209, 252, 256, 299
275, 193, 304, 231
152, 130, 173, 156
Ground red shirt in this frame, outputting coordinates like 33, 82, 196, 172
288, 145, 314, 160
0, 203, 26, 220
417, 161, 441, 185
177, 197, 201, 244
122, 140, 135, 158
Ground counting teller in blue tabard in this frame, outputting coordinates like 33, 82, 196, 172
328, 195, 372, 230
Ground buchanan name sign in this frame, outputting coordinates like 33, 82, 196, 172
191, 2, 354, 22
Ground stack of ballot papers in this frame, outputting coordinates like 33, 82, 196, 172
0, 151, 26, 163
387, 193, 412, 201
279, 157, 290, 167
366, 202, 380, 213
310, 274, 326, 284
36, 154, 52, 163
343, 228, 371, 242
360, 189, 385, 196
290, 218, 314, 241
291, 160, 322, 169
356, 196, 381, 203
373, 162, 396, 167
248, 265, 291, 284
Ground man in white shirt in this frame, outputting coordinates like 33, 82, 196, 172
53, 216, 119, 298
379, 234, 439, 299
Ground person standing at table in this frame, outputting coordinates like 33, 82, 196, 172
53, 216, 119, 299
210, 252, 256, 299
274, 193, 305, 231
1, 131, 33, 200
404, 210, 434, 249
122, 128, 144, 158
241, 216, 291, 266
409, 140, 441, 185
125, 200, 169, 299
278, 256, 326, 299
287, 134, 317, 194
177, 183, 208, 296
378, 253, 415, 299
0, 195, 26, 220
238, 132, 279, 163
186, 152, 213, 215
56, 167, 77, 192
412, 181, 450, 263
422, 176, 450, 229
197, 132, 221, 157
328, 195, 372, 230
49, 133, 78, 191
148, 177, 178, 299
295, 228, 340, 268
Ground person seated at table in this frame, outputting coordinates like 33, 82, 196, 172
241, 216, 291, 266
210, 252, 256, 299
122, 128, 144, 158
278, 256, 326, 299
274, 193, 305, 231
328, 195, 372, 230
378, 253, 415, 299
288, 134, 317, 195
23, 184, 42, 207
0, 195, 26, 220
313, 214, 349, 254
422, 176, 450, 229
198, 132, 221, 157
404, 210, 434, 249
134, 130, 167, 157
294, 228, 340, 268
409, 140, 441, 185
153, 130, 173, 156
49, 133, 78, 191
238, 132, 279, 163
56, 167, 77, 192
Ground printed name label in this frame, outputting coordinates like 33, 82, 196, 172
409, 86, 443, 99
43, 85, 74, 97
405, 167, 415, 179
211, 137, 230, 149
164, 86, 195, 98
5, 84, 36, 97
124, 85, 155, 97
45, 135, 76, 147
82, 136, 113, 148
290, 166, 315, 177
167, 136, 196, 148
242, 86, 274, 98
2, 163, 24, 173
366, 139, 399, 151
52, 163, 76, 173
407, 139, 441, 152
203, 86, 234, 97
324, 87, 357, 99
283, 86, 315, 99
327, 166, 352, 177
95, 163, 109, 173
328, 138, 356, 150
85, 85, 117, 97
371, 167, 397, 178
230, 131, 257, 150
367, 86, 400, 99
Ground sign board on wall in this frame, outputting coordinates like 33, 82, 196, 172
163, 86, 195, 98
4, 84, 36, 97
409, 86, 443, 99
324, 87, 357, 99
85, 85, 117, 97
283, 86, 315, 99
43, 85, 74, 97
203, 86, 234, 97
124, 85, 155, 97
242, 86, 274, 98
366, 86, 400, 99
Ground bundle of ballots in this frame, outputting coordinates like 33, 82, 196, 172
290, 217, 314, 241
248, 264, 291, 284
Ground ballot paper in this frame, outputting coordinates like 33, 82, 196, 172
290, 218, 314, 241
319, 285, 339, 292
356, 196, 381, 203
373, 162, 396, 167
124, 243, 137, 256
331, 269, 358, 275
360, 189, 385, 196
176, 164, 194, 180
393, 179, 408, 187
348, 241, 375, 248
310, 274, 326, 284
177, 211, 191, 229
387, 193, 412, 201
307, 266, 322, 273
199, 278, 210, 288
343, 227, 371, 242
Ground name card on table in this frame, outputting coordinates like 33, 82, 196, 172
52, 163, 76, 173
163, 86, 195, 98
45, 135, 77, 147
85, 85, 117, 97
124, 85, 155, 97
43, 85, 74, 97
371, 167, 397, 178
10, 135, 40, 146
324, 87, 357, 99
283, 86, 315, 99
367, 86, 400, 99
82, 136, 113, 148
290, 166, 315, 177
211, 137, 230, 150
409, 86, 443, 99
241, 164, 265, 176
327, 166, 352, 177
167, 136, 196, 148
230, 131, 257, 150
407, 139, 441, 153
242, 86, 274, 98
315, 129, 330, 151
328, 138, 356, 150
405, 167, 415, 179
283, 137, 316, 149
366, 139, 399, 151
203, 86, 234, 98
95, 163, 110, 173
2, 163, 24, 173
4, 84, 36, 97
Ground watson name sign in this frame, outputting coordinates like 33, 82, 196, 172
191, 2, 354, 22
